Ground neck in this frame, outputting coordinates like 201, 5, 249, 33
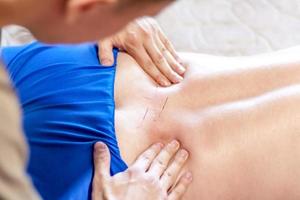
0, 0, 18, 27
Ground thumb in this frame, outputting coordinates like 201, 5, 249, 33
98, 40, 114, 67
93, 142, 111, 182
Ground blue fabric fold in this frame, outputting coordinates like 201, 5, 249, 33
2, 42, 128, 200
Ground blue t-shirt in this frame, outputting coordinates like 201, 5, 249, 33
2, 42, 128, 200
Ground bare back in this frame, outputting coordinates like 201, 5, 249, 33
114, 49, 300, 199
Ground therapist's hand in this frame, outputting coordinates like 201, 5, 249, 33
98, 17, 186, 87
92, 141, 192, 200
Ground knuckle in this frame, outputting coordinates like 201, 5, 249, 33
164, 40, 172, 48
143, 61, 154, 71
140, 27, 152, 38
144, 175, 157, 185
155, 158, 167, 169
144, 32, 152, 40
127, 168, 134, 178
157, 159, 165, 166
166, 171, 173, 178
154, 54, 165, 66
126, 169, 139, 181
141, 153, 152, 162
157, 53, 165, 62
128, 166, 140, 176
161, 46, 168, 52
127, 32, 139, 45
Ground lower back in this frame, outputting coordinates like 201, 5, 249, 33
114, 52, 300, 199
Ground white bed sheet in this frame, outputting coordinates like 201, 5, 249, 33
157, 0, 300, 56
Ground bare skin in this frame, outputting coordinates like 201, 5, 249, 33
114, 47, 300, 199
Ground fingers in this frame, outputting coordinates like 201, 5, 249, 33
147, 140, 180, 177
132, 143, 164, 172
144, 18, 185, 84
98, 17, 186, 87
145, 38, 183, 84
130, 46, 172, 87
158, 30, 181, 63
149, 17, 186, 75
93, 142, 111, 182
160, 149, 189, 191
127, 17, 185, 87
168, 172, 193, 200
154, 35, 186, 76
98, 40, 114, 66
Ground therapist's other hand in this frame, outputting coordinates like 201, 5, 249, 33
92, 141, 192, 200
98, 17, 186, 87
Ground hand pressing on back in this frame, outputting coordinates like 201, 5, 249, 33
92, 140, 192, 200
98, 17, 186, 87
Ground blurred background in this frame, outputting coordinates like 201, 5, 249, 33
2, 0, 300, 56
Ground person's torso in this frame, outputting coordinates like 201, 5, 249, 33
2, 42, 127, 200
114, 51, 300, 199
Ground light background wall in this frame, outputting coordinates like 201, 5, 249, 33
156, 0, 300, 56
2, 0, 300, 56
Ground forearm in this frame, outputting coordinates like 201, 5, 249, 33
0, 67, 40, 200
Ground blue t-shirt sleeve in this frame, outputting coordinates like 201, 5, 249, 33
2, 44, 31, 66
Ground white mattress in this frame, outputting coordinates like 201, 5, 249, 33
156, 0, 300, 56
2, 0, 300, 56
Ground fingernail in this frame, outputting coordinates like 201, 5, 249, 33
161, 79, 171, 87
154, 143, 164, 149
96, 142, 107, 151
185, 172, 193, 181
180, 61, 188, 69
178, 66, 186, 74
170, 140, 180, 148
179, 149, 188, 158
101, 59, 113, 66
173, 75, 184, 84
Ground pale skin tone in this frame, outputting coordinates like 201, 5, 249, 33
5, 0, 300, 199
112, 46, 300, 199
98, 17, 186, 86
0, 0, 193, 199
92, 141, 192, 200
0, 0, 184, 86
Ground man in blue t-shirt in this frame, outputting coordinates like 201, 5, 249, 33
0, 0, 191, 199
